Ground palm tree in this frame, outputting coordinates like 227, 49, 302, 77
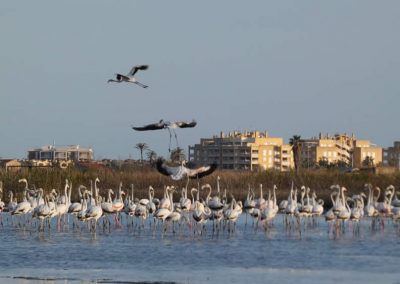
170, 147, 185, 163
289, 135, 302, 171
146, 150, 157, 166
135, 143, 148, 163
362, 156, 374, 168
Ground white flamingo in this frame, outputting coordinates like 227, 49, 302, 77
108, 64, 149, 88
165, 189, 181, 233
12, 179, 32, 217
0, 182, 4, 212
364, 184, 377, 217
255, 184, 266, 209
84, 178, 103, 232
146, 186, 156, 214
55, 179, 70, 229
112, 182, 125, 225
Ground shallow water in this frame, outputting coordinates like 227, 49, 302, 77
0, 214, 399, 284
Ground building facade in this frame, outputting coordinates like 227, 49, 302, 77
384, 141, 400, 169
188, 131, 294, 171
298, 133, 382, 168
27, 145, 94, 162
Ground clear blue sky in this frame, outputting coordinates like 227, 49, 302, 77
1, 1, 399, 160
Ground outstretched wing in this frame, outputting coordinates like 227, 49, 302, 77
129, 65, 149, 76
187, 163, 218, 179
132, 120, 166, 131
156, 159, 186, 180
175, 120, 197, 128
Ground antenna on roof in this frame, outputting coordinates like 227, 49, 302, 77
53, 139, 55, 146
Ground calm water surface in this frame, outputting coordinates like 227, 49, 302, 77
0, 214, 399, 284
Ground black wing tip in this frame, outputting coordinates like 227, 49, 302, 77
191, 162, 218, 179
136, 65, 149, 70
156, 158, 170, 177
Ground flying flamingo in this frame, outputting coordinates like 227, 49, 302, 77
157, 159, 217, 181
108, 64, 149, 88
132, 119, 197, 152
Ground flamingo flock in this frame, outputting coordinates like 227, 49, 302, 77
1, 177, 400, 236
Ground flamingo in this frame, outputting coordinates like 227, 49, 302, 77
146, 186, 156, 215
124, 184, 137, 220
364, 184, 377, 217
101, 189, 115, 227
192, 199, 210, 234
112, 182, 125, 225
224, 197, 242, 233
156, 159, 217, 181
55, 179, 70, 230
391, 186, 400, 208
132, 119, 197, 151
32, 191, 55, 231
0, 182, 4, 225
69, 185, 86, 228
312, 191, 324, 216
325, 190, 338, 222
7, 191, 18, 213
179, 187, 191, 212
84, 178, 103, 232
165, 189, 181, 233
255, 184, 266, 209
0, 182, 4, 210
12, 179, 32, 217
108, 64, 149, 88
134, 202, 148, 228
68, 185, 85, 214
159, 186, 172, 210
260, 185, 278, 227
154, 187, 173, 223
206, 183, 224, 212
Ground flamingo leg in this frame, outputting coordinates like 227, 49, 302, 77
134, 81, 148, 88
167, 128, 173, 152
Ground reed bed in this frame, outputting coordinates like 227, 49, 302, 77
1, 167, 399, 208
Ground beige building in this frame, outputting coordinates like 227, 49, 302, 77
27, 145, 94, 162
188, 131, 294, 171
353, 140, 383, 168
0, 159, 22, 172
298, 133, 382, 168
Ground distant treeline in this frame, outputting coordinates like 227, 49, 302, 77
1, 167, 399, 207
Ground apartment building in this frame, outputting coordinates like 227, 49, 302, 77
384, 141, 400, 169
298, 133, 382, 168
27, 144, 94, 162
188, 131, 294, 171
352, 140, 383, 168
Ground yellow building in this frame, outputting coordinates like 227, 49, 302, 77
353, 140, 383, 168
188, 131, 294, 171
0, 159, 22, 172
298, 133, 382, 168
